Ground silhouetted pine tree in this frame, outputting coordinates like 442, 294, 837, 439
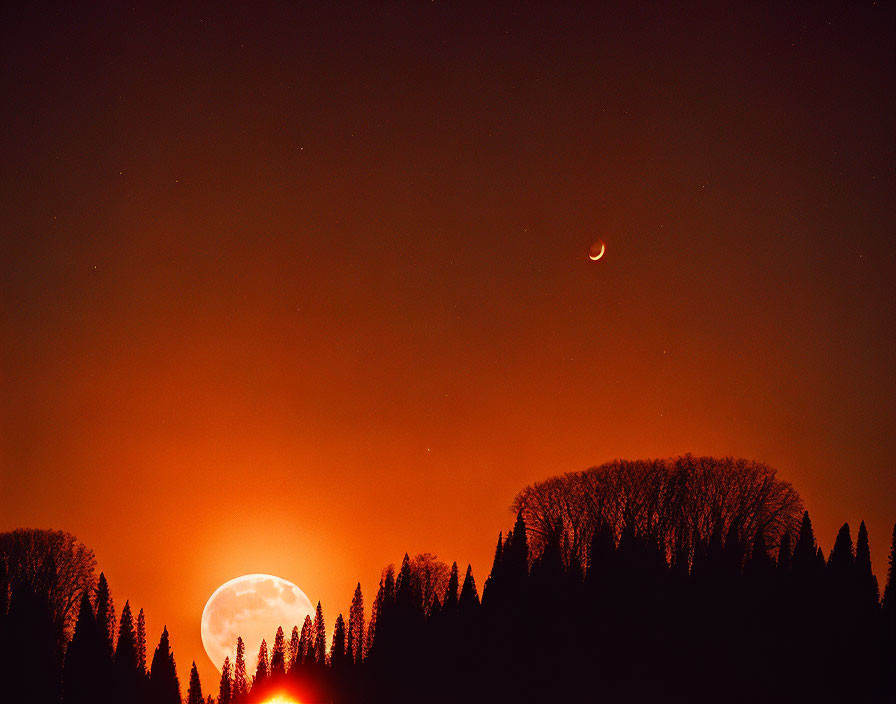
884, 522, 896, 619
368, 568, 395, 660
331, 613, 348, 667
443, 562, 459, 615
792, 511, 817, 578
347, 582, 364, 664
113, 601, 141, 701
481, 532, 503, 607
63, 591, 106, 704
148, 627, 180, 704
828, 523, 854, 575
253, 639, 269, 685
217, 656, 232, 704
458, 565, 479, 613
186, 661, 203, 704
270, 626, 286, 675
136, 607, 147, 673
94, 572, 116, 657
299, 615, 313, 664
854, 521, 880, 610
288, 625, 300, 670
313, 602, 326, 665
505, 512, 530, 583
233, 637, 247, 698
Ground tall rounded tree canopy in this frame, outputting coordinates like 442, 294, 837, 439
0, 528, 97, 642
512, 455, 803, 567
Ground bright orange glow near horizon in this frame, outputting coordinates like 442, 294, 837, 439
2, 2, 894, 692
262, 695, 301, 704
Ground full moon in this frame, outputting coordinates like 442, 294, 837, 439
201, 574, 314, 672
589, 240, 606, 260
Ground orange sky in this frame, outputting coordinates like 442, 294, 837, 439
2, 2, 894, 691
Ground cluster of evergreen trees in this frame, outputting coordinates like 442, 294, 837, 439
207, 512, 896, 703
0, 568, 187, 703
3, 513, 895, 703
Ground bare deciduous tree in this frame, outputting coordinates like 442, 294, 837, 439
0, 528, 97, 643
512, 455, 803, 569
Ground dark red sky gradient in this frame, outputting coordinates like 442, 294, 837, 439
2, 1, 894, 687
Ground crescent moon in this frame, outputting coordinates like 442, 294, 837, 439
589, 242, 605, 261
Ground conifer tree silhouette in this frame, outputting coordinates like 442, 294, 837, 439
885, 522, 896, 618
186, 661, 203, 704
481, 532, 503, 606
63, 591, 105, 704
148, 626, 180, 704
828, 523, 854, 573
217, 656, 232, 704
883, 522, 896, 699
792, 511, 817, 577
113, 601, 140, 701
347, 582, 364, 664
299, 614, 313, 664
506, 511, 530, 582
313, 602, 326, 665
288, 625, 300, 670
854, 521, 879, 609
253, 638, 269, 685
270, 626, 286, 675
136, 607, 147, 673
331, 613, 348, 667
232, 637, 247, 698
94, 573, 116, 657
443, 562, 459, 614
458, 565, 479, 612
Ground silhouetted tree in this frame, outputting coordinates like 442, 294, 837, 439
113, 601, 141, 701
885, 522, 896, 618
288, 625, 300, 670
854, 521, 879, 610
408, 553, 451, 616
233, 637, 247, 698
253, 639, 269, 685
217, 656, 232, 704
513, 457, 802, 568
299, 615, 313, 664
505, 512, 530, 582
136, 607, 147, 673
94, 572, 116, 657
312, 602, 326, 665
347, 582, 364, 664
828, 523, 854, 574
270, 626, 286, 675
792, 512, 818, 578
186, 661, 203, 704
0, 529, 96, 645
443, 562, 459, 615
148, 627, 180, 704
331, 613, 348, 667
458, 565, 479, 613
62, 591, 107, 704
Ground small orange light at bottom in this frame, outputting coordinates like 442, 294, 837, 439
262, 696, 301, 704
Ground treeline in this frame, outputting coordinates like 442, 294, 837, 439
224, 511, 896, 703
3, 456, 896, 703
